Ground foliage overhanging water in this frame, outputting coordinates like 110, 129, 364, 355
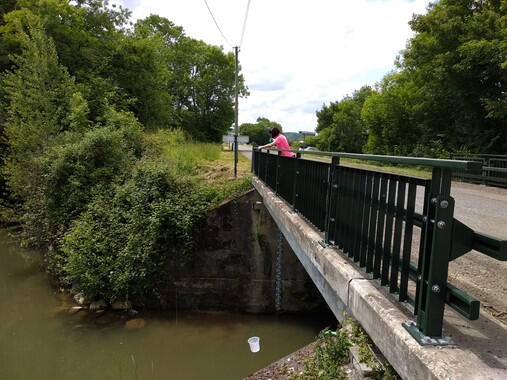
0, 230, 334, 379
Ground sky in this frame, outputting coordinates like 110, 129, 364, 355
114, 0, 432, 133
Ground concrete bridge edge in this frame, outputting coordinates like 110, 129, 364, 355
253, 177, 506, 380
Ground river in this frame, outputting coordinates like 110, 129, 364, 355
0, 230, 335, 379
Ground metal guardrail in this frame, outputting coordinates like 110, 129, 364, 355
450, 153, 507, 188
252, 147, 506, 345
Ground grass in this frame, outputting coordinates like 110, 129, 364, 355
143, 130, 251, 181
140, 130, 253, 208
193, 145, 251, 185
341, 158, 432, 178
297, 153, 432, 178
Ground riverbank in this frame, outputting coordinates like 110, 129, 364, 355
0, 228, 336, 379
245, 321, 400, 380
2, 129, 258, 309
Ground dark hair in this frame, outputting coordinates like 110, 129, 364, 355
269, 126, 280, 138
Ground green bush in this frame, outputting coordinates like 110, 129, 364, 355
20, 120, 142, 251
9, 116, 250, 304
61, 160, 220, 303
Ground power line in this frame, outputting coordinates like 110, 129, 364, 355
239, 0, 251, 48
203, 0, 232, 48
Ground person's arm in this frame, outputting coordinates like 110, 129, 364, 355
258, 140, 276, 150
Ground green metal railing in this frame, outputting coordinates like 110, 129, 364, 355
450, 153, 507, 188
252, 147, 506, 345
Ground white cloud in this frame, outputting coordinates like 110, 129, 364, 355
116, 0, 431, 132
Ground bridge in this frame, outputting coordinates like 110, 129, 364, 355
249, 147, 507, 379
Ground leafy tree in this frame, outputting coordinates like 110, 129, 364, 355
303, 135, 319, 147
22, 117, 142, 264
0, 0, 17, 71
315, 86, 373, 152
1, 4, 248, 142
0, 0, 131, 121
328, 0, 506, 156
362, 73, 425, 155
111, 31, 173, 129
240, 117, 282, 145
133, 14, 184, 45
1, 19, 89, 197
175, 40, 247, 141
399, 0, 507, 153
132, 15, 247, 140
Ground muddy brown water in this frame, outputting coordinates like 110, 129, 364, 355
0, 230, 335, 380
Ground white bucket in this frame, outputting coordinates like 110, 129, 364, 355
248, 336, 260, 353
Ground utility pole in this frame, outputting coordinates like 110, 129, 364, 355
234, 46, 239, 177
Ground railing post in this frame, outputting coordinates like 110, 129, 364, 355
291, 152, 301, 211
275, 150, 281, 195
405, 167, 455, 343
264, 150, 269, 181
325, 156, 340, 244
251, 146, 255, 173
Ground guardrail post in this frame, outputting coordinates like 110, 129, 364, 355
404, 167, 456, 344
484, 156, 490, 186
291, 152, 301, 211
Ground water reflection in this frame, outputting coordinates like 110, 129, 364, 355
0, 230, 335, 379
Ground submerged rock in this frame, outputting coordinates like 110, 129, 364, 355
69, 306, 86, 314
73, 292, 89, 306
89, 299, 107, 311
125, 318, 146, 329
112, 301, 132, 311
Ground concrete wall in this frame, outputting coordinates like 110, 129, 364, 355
172, 190, 326, 313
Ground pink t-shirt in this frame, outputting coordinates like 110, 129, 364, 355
274, 135, 294, 157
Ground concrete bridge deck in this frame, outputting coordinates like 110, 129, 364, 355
240, 145, 507, 325
252, 174, 506, 380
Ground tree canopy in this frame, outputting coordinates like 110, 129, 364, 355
315, 0, 506, 156
239, 117, 282, 145
0, 0, 246, 140
315, 86, 372, 153
0, 1, 252, 304
0, 0, 248, 234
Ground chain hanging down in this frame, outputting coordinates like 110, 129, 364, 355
275, 229, 283, 311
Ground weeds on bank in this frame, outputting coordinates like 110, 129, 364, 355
291, 322, 401, 380
349, 320, 401, 380
290, 329, 351, 380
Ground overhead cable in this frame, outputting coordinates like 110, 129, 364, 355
203, 0, 232, 48
239, 0, 251, 48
